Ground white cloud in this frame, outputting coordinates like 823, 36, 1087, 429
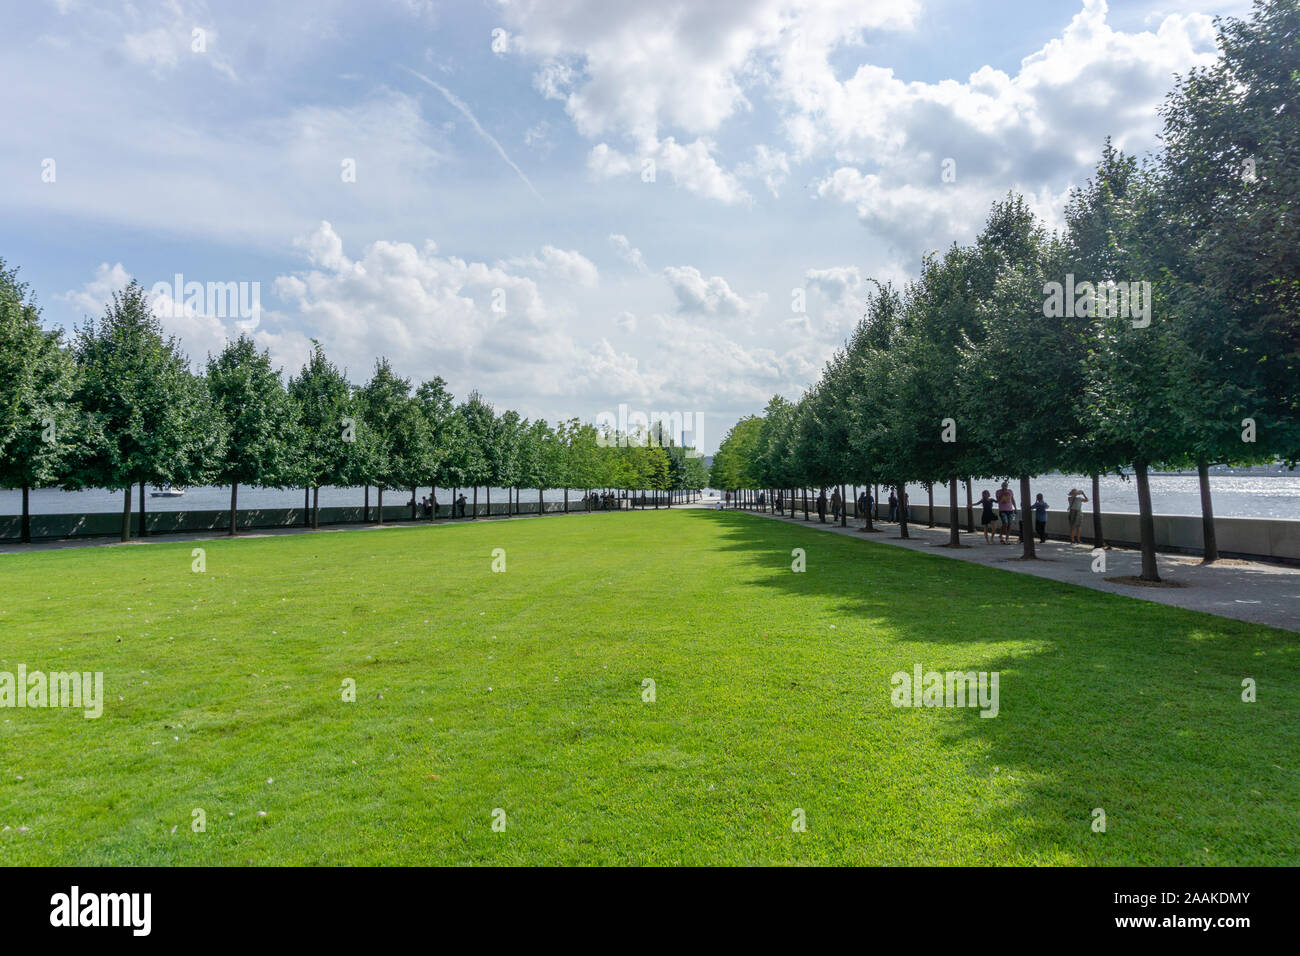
663, 266, 758, 317
587, 137, 749, 203
504, 246, 599, 288
501, 0, 919, 142
608, 234, 648, 273
56, 261, 132, 316
737, 145, 790, 197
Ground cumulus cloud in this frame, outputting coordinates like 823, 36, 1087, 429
503, 0, 1219, 246
587, 137, 749, 203
501, 0, 919, 142
737, 145, 791, 197
663, 265, 759, 317
608, 234, 648, 273
56, 262, 133, 317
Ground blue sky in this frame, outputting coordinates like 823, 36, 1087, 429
1, 0, 1248, 452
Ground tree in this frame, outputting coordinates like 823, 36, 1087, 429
521, 418, 557, 514
457, 391, 495, 518
493, 409, 524, 515
1073, 159, 1189, 580
1156, 0, 1300, 555
958, 195, 1075, 559
288, 341, 361, 530
71, 281, 217, 542
359, 359, 426, 523
415, 377, 456, 515
0, 261, 79, 543
207, 335, 296, 536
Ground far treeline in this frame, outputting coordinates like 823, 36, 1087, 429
709, 0, 1299, 582
0, 277, 710, 543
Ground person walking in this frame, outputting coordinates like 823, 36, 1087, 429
1067, 487, 1089, 544
980, 490, 997, 544
1032, 493, 1049, 544
888, 489, 899, 523
995, 481, 1017, 545
817, 489, 827, 523
830, 488, 841, 521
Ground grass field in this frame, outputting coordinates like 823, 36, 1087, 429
0, 508, 1296, 865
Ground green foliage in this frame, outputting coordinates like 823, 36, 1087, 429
206, 335, 297, 490
0, 260, 79, 493
71, 281, 222, 493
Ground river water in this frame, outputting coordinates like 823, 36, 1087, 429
2, 474, 1297, 519
1, 485, 620, 515
897, 474, 1300, 520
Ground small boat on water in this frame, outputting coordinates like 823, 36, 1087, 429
150, 485, 186, 498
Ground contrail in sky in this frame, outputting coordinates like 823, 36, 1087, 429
402, 66, 543, 202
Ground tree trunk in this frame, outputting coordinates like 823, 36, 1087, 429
431, 485, 437, 520
312, 485, 320, 529
564, 488, 569, 513
1019, 474, 1035, 559
874, 483, 879, 521
20, 483, 31, 544
1091, 473, 1104, 549
229, 482, 239, 536
452, 486, 458, 518
926, 483, 935, 527
1134, 460, 1160, 582
803, 488, 809, 520
377, 485, 384, 524
139, 480, 148, 537
1197, 458, 1218, 564
412, 486, 418, 520
121, 485, 132, 541
473, 487, 479, 519
965, 478, 974, 533
840, 483, 847, 527
363, 485, 370, 523
897, 485, 909, 538
948, 477, 960, 546
304, 486, 310, 527
486, 486, 490, 518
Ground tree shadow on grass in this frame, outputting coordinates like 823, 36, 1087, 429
680, 510, 1300, 865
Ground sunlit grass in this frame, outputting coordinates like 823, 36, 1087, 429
0, 509, 1295, 865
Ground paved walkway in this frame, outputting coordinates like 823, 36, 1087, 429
715, 504, 1300, 633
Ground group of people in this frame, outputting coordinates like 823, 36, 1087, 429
585, 491, 620, 511
414, 493, 469, 518
765, 481, 1093, 547
977, 482, 1090, 545
407, 489, 665, 518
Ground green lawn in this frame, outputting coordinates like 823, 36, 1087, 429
0, 508, 1295, 865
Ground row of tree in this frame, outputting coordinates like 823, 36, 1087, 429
709, 0, 1299, 581
0, 279, 709, 543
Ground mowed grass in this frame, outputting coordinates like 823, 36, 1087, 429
0, 508, 1296, 866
